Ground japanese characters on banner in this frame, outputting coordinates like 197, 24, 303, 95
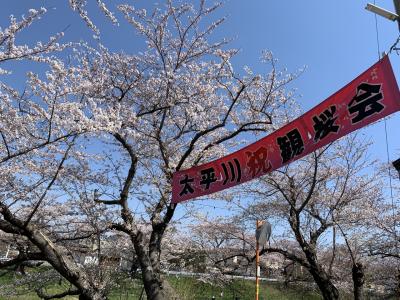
172, 55, 400, 204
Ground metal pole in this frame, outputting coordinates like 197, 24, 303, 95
394, 0, 400, 30
255, 220, 261, 300
5, 244, 10, 258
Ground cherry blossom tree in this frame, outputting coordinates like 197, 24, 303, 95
0, 7, 67, 72
0, 4, 126, 299
182, 140, 396, 300
72, 1, 302, 298
366, 165, 400, 297
235, 135, 384, 300
2, 3, 396, 300
0, 1, 302, 299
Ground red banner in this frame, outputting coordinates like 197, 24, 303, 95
172, 56, 400, 203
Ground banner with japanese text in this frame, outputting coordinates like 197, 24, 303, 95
172, 55, 400, 203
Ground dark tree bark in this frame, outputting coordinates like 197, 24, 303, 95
288, 205, 339, 300
396, 269, 400, 298
352, 262, 364, 300
336, 222, 365, 300
36, 287, 80, 300
130, 231, 179, 300
132, 232, 164, 300
263, 241, 339, 300
302, 248, 339, 300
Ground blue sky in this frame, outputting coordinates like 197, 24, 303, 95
2, 0, 398, 155
1, 0, 400, 215
217, 1, 400, 164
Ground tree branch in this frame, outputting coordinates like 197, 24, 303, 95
24, 136, 76, 227
35, 287, 80, 300
259, 247, 310, 268
0, 132, 77, 164
113, 133, 138, 226
0, 252, 44, 268
175, 83, 246, 171
298, 152, 319, 213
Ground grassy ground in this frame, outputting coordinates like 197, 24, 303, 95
0, 271, 322, 300
168, 276, 322, 300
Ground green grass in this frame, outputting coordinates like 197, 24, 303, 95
0, 271, 323, 300
168, 276, 322, 300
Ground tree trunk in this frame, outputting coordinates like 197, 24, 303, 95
132, 232, 180, 300
288, 209, 339, 300
352, 262, 364, 300
79, 293, 107, 300
308, 261, 339, 300
141, 268, 164, 300
302, 247, 339, 300
132, 232, 161, 300
140, 271, 180, 300
0, 204, 107, 300
28, 229, 108, 300
396, 269, 400, 298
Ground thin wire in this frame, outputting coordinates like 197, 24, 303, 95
373, 0, 399, 261
373, 0, 381, 58
384, 120, 395, 209
384, 120, 399, 262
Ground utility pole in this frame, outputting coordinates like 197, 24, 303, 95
394, 0, 400, 30
255, 220, 261, 300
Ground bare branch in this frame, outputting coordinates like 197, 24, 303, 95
35, 287, 80, 300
